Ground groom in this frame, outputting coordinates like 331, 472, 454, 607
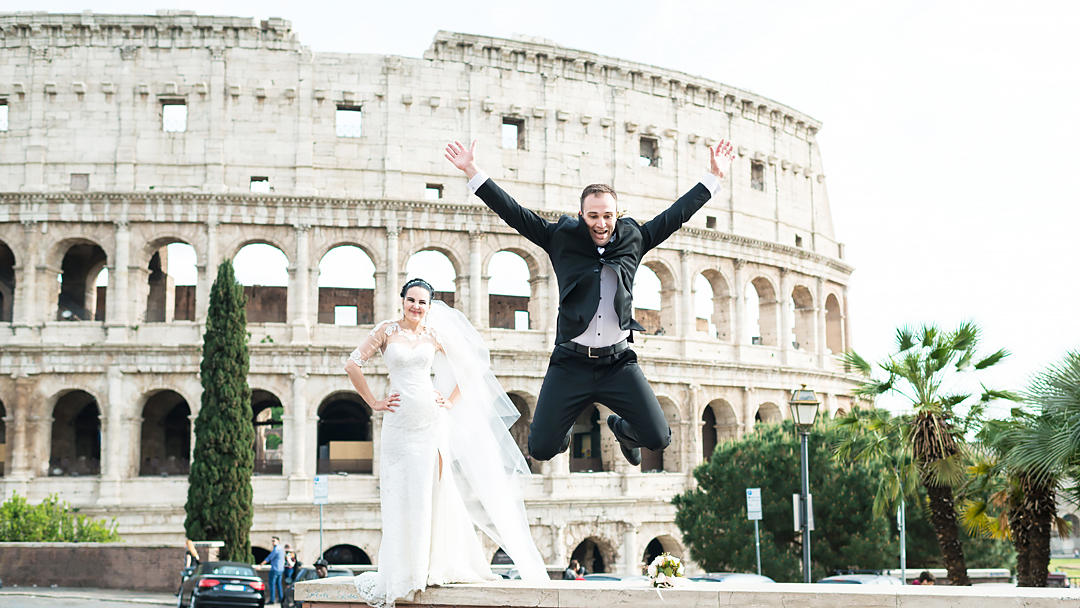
446, 139, 734, 465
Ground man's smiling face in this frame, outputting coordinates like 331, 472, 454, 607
580, 192, 617, 246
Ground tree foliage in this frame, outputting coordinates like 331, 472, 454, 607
0, 493, 120, 542
674, 420, 1012, 582
838, 322, 1016, 585
184, 260, 254, 562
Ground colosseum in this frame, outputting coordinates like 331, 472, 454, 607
0, 11, 857, 573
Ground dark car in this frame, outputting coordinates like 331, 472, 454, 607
281, 565, 352, 608
177, 561, 266, 608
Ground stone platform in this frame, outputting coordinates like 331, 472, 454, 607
295, 578, 1080, 607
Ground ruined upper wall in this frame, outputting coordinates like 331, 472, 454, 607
0, 12, 842, 258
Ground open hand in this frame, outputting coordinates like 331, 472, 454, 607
433, 389, 453, 409
372, 392, 401, 412
708, 139, 735, 178
445, 140, 479, 177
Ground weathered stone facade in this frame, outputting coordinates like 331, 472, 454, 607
0, 12, 857, 573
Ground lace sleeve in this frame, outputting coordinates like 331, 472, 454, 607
348, 321, 392, 367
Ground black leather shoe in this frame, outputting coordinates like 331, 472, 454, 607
607, 415, 642, 466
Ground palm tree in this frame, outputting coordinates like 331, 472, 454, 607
964, 415, 1064, 586
839, 322, 1014, 586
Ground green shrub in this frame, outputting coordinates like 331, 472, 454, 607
0, 492, 120, 542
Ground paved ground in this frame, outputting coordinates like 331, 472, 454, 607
0, 587, 176, 607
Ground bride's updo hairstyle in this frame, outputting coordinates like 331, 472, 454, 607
400, 277, 435, 299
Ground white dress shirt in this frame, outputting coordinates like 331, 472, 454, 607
468, 171, 724, 347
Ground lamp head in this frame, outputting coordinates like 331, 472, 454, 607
788, 384, 820, 429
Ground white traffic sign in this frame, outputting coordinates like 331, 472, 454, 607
314, 475, 329, 505
792, 493, 815, 531
746, 488, 762, 521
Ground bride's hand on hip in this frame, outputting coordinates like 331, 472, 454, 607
433, 390, 453, 409
372, 392, 400, 412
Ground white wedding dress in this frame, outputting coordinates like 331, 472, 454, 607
348, 316, 540, 608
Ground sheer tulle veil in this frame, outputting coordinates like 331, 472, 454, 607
426, 300, 548, 581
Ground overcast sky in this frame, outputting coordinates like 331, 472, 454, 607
32, 0, 1080, 411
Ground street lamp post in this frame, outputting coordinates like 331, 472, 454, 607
789, 384, 820, 584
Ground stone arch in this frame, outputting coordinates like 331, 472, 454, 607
637, 259, 677, 335
755, 402, 783, 427
54, 240, 108, 321
642, 396, 679, 473
49, 389, 101, 476
570, 405, 606, 473
0, 239, 15, 323
316, 392, 373, 474
570, 535, 616, 574
507, 392, 539, 473
706, 399, 740, 442
226, 237, 292, 262
143, 239, 198, 323
825, 293, 843, 353
252, 389, 285, 475
642, 533, 684, 566
235, 243, 290, 324
317, 245, 376, 326
1065, 513, 1080, 539
139, 389, 191, 476
405, 247, 459, 308
252, 546, 270, 563
323, 543, 372, 565
790, 284, 815, 352
695, 268, 731, 341
314, 240, 382, 272
487, 249, 533, 330
747, 276, 778, 346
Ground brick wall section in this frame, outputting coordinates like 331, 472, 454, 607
0, 543, 181, 591
488, 295, 529, 329
317, 287, 374, 324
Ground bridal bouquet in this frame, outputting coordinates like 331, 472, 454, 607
646, 552, 684, 588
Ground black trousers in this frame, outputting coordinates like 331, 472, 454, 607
528, 345, 671, 461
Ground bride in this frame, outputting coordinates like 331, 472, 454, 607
344, 277, 548, 607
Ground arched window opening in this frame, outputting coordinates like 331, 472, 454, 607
754, 402, 782, 428
57, 243, 108, 321
252, 390, 284, 475
252, 546, 270, 563
0, 400, 7, 476
708, 399, 740, 442
49, 390, 101, 476
507, 393, 538, 473
693, 274, 716, 338
140, 390, 191, 476
748, 277, 778, 346
570, 406, 604, 473
1065, 514, 1080, 539
317, 395, 372, 474
405, 250, 456, 307
0, 241, 15, 323
790, 285, 814, 351
642, 399, 679, 473
145, 242, 197, 322
323, 544, 371, 565
701, 406, 717, 463
318, 246, 376, 326
825, 294, 843, 353
642, 535, 683, 565
488, 251, 531, 330
570, 538, 609, 574
235, 244, 289, 323
633, 265, 662, 334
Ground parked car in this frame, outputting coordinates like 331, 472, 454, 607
177, 561, 266, 608
688, 572, 776, 584
818, 574, 903, 585
581, 574, 652, 583
281, 564, 352, 608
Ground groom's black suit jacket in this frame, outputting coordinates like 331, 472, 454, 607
474, 178, 715, 345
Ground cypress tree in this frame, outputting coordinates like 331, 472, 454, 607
185, 260, 254, 562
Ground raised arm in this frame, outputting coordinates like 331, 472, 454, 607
445, 140, 554, 249
640, 139, 735, 251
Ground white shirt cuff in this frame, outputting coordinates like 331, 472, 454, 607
700, 173, 723, 197
467, 171, 490, 194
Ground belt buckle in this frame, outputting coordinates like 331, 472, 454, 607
587, 345, 598, 359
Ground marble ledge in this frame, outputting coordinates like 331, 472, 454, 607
295, 578, 1080, 608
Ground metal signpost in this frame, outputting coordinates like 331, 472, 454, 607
746, 488, 762, 575
314, 475, 329, 558
898, 498, 907, 584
